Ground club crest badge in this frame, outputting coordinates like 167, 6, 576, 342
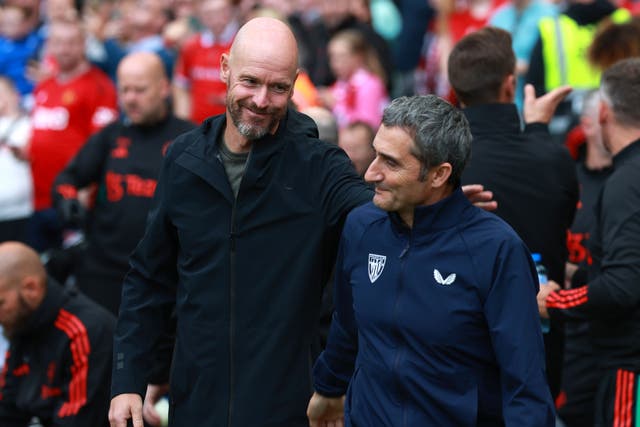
368, 253, 386, 284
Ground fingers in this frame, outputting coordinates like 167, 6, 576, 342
131, 401, 144, 427
143, 399, 161, 426
544, 85, 572, 107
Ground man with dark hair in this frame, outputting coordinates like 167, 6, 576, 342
539, 57, 640, 427
0, 241, 115, 427
450, 26, 579, 398
308, 95, 555, 426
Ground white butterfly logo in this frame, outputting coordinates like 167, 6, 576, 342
434, 269, 456, 286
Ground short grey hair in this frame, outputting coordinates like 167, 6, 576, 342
381, 95, 472, 186
600, 58, 640, 128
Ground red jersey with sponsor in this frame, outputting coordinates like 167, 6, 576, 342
30, 66, 117, 210
174, 31, 235, 123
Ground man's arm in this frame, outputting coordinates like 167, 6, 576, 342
52, 126, 116, 227
544, 214, 640, 320
109, 152, 179, 427
309, 230, 359, 425
52, 312, 116, 427
172, 85, 191, 121
0, 350, 33, 427
484, 239, 555, 426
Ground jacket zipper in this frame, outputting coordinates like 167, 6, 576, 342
394, 235, 411, 427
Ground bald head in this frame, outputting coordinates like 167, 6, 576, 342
229, 17, 298, 76
117, 52, 170, 125
118, 51, 167, 82
0, 242, 46, 291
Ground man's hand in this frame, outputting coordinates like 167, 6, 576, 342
143, 383, 170, 426
109, 393, 143, 427
307, 392, 345, 427
462, 184, 497, 211
537, 280, 561, 319
523, 84, 572, 124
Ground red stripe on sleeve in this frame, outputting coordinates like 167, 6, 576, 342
54, 309, 91, 418
546, 286, 589, 309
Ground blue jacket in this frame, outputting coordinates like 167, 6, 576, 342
314, 188, 555, 426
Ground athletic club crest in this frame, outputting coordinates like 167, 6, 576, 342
368, 253, 386, 284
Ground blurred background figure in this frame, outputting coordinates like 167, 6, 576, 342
0, 241, 115, 427
319, 29, 389, 129
0, 76, 32, 244
301, 105, 338, 145
338, 120, 375, 177
173, 0, 239, 123
52, 52, 194, 315
0, 4, 45, 109
489, 0, 557, 110
27, 19, 117, 253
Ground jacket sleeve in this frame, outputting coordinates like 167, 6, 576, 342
312, 227, 359, 397
319, 147, 373, 230
0, 350, 32, 427
484, 239, 556, 427
547, 213, 640, 320
52, 313, 116, 427
52, 126, 114, 207
111, 151, 179, 399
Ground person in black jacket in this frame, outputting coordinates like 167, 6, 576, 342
449, 27, 579, 399
52, 51, 195, 315
0, 241, 115, 427
539, 58, 640, 427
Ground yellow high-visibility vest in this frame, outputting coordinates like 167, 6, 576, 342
538, 9, 631, 92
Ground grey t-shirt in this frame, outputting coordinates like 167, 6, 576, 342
218, 136, 249, 198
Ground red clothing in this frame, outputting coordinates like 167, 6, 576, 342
174, 31, 235, 123
30, 66, 117, 210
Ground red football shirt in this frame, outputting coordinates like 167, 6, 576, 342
30, 66, 117, 210
174, 30, 235, 124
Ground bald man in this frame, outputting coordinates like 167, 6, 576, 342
52, 52, 195, 314
108, 17, 370, 427
0, 241, 115, 427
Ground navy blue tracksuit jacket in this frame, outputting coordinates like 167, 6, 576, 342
314, 189, 555, 426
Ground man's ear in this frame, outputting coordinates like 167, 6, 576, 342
431, 163, 452, 188
598, 99, 610, 126
220, 53, 230, 83
500, 74, 516, 103
20, 276, 43, 309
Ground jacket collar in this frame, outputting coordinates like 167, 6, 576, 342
613, 138, 640, 169
178, 109, 319, 202
462, 103, 522, 137
389, 187, 472, 237
16, 278, 67, 337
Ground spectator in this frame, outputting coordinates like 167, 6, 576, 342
450, 27, 578, 398
539, 57, 640, 427
0, 4, 44, 107
173, 0, 239, 123
28, 19, 118, 252
489, 0, 557, 110
338, 120, 375, 176
0, 76, 31, 244
0, 241, 115, 427
52, 52, 195, 315
319, 29, 389, 129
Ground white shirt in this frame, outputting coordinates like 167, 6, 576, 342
0, 115, 33, 220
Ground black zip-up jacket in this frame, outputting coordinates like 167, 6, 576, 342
52, 115, 195, 313
0, 280, 115, 427
111, 109, 372, 426
548, 139, 640, 371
